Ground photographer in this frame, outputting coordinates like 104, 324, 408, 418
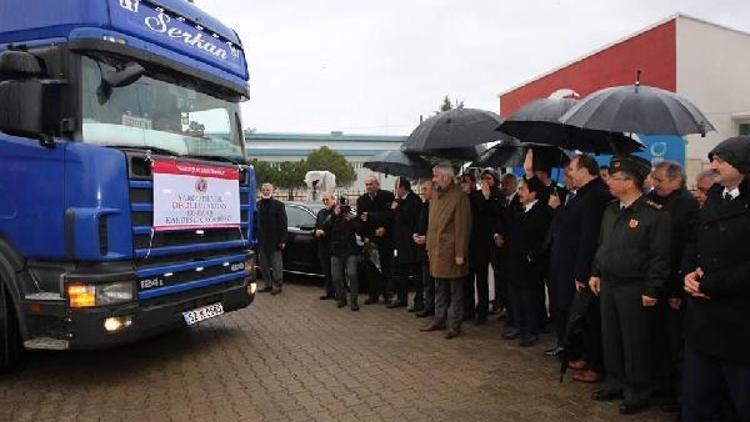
323, 197, 363, 311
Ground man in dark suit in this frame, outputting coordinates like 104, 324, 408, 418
499, 176, 552, 347
389, 179, 423, 309
257, 183, 288, 295
647, 161, 698, 414
414, 180, 434, 317
547, 155, 611, 385
493, 173, 519, 323
468, 169, 503, 325
314, 192, 336, 300
682, 136, 750, 422
357, 176, 395, 305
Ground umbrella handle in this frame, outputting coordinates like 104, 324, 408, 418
635, 69, 641, 93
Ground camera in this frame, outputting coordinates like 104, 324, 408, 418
338, 196, 351, 214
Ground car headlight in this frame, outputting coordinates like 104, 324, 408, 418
67, 281, 135, 308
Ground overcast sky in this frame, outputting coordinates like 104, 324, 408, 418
195, 0, 750, 136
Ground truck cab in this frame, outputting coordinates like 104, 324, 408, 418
0, 0, 256, 370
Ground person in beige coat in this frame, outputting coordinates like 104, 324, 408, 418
420, 165, 472, 339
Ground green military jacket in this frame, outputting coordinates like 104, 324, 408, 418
591, 195, 671, 298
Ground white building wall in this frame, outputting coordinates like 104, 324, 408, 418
677, 16, 750, 176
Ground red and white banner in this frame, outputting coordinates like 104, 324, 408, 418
152, 160, 241, 232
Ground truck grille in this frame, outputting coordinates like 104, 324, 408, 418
126, 152, 254, 299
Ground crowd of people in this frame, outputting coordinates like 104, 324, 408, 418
256, 135, 750, 420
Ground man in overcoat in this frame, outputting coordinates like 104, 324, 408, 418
420, 165, 472, 339
257, 183, 288, 295
390, 179, 423, 309
682, 136, 750, 422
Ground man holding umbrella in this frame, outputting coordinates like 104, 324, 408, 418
357, 176, 396, 305
682, 136, 750, 422
547, 154, 611, 386
589, 155, 671, 415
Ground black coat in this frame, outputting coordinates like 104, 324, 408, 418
647, 187, 699, 299
415, 200, 429, 262
356, 189, 395, 247
256, 197, 288, 253
469, 187, 503, 267
682, 181, 750, 364
548, 177, 612, 309
315, 206, 334, 255
323, 212, 363, 257
393, 191, 422, 264
502, 201, 553, 285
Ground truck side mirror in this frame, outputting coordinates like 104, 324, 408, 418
0, 80, 50, 146
0, 50, 43, 78
97, 62, 145, 103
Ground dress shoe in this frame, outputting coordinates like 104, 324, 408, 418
568, 360, 587, 370
544, 346, 565, 357
501, 328, 521, 340
364, 297, 379, 305
572, 370, 601, 383
591, 389, 624, 402
259, 286, 272, 293
444, 329, 461, 339
270, 288, 282, 296
350, 304, 359, 312
337, 299, 347, 308
419, 322, 446, 332
519, 334, 539, 347
387, 301, 407, 309
415, 309, 434, 318
618, 401, 650, 415
474, 316, 487, 326
319, 294, 334, 300
496, 309, 508, 320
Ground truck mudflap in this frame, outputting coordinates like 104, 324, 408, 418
27, 279, 254, 350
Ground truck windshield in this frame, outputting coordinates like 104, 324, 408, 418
81, 55, 244, 161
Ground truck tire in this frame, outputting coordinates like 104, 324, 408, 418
0, 281, 23, 373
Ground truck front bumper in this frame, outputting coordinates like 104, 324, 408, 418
28, 280, 255, 350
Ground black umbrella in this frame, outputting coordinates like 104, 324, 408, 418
558, 288, 596, 382
402, 108, 511, 155
559, 76, 715, 137
363, 150, 433, 179
497, 98, 644, 154
414, 142, 494, 161
473, 139, 570, 169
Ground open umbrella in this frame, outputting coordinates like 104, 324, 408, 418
473, 139, 570, 169
363, 150, 433, 179
497, 98, 643, 154
559, 74, 715, 137
402, 108, 511, 155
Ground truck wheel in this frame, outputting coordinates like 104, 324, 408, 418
0, 283, 23, 373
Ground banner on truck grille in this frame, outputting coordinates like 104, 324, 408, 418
152, 160, 241, 232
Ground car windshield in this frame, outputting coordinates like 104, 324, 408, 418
80, 55, 244, 161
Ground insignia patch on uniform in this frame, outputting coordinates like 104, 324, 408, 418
645, 199, 663, 210
628, 218, 639, 229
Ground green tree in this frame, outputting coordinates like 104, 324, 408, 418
437, 95, 464, 113
305, 146, 356, 187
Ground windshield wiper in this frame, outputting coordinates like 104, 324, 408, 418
184, 154, 245, 165
105, 145, 182, 157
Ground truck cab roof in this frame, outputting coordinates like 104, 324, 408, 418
0, 0, 248, 88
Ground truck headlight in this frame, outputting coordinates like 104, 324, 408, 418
67, 281, 135, 308
245, 254, 256, 280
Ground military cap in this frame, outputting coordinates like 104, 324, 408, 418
610, 155, 652, 185
709, 135, 750, 175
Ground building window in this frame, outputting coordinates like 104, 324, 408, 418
740, 123, 750, 136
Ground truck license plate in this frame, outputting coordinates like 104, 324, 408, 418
182, 303, 224, 326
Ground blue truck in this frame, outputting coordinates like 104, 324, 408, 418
0, 0, 257, 370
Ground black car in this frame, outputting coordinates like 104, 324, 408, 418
283, 202, 326, 277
